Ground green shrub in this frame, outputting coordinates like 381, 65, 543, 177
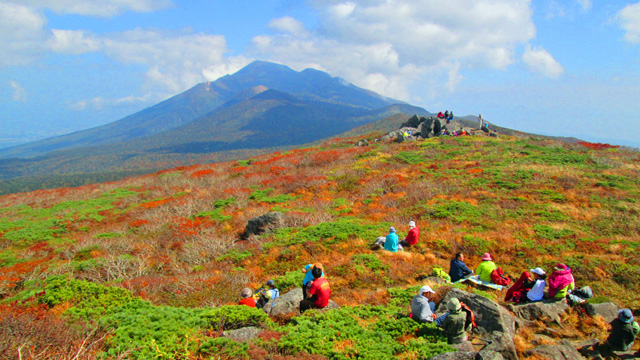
352, 254, 387, 272
201, 305, 274, 330
387, 285, 422, 307
198, 337, 249, 359
534, 225, 574, 240
397, 151, 424, 164
277, 270, 305, 291
267, 219, 390, 248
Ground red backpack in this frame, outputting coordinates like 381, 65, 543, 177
490, 267, 512, 286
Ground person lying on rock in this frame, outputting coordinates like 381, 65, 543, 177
440, 298, 469, 344
300, 267, 331, 313
449, 252, 473, 282
238, 287, 256, 307
475, 253, 497, 283
399, 221, 419, 249
594, 309, 640, 356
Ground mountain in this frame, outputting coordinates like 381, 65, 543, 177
0, 134, 635, 358
0, 61, 401, 160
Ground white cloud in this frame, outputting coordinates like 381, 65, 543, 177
577, 0, 592, 11
522, 45, 564, 78
9, 80, 27, 102
252, 0, 539, 100
69, 92, 166, 111
617, 2, 640, 44
3, 0, 173, 17
269, 17, 309, 37
0, 3, 48, 66
48, 29, 101, 54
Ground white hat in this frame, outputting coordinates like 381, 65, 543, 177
419, 285, 435, 295
530, 268, 546, 276
408, 221, 416, 227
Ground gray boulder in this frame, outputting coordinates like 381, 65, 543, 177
526, 340, 585, 360
263, 287, 339, 316
437, 288, 517, 360
223, 326, 263, 342
420, 117, 438, 138
243, 212, 285, 238
442, 120, 463, 134
429, 350, 504, 360
584, 302, 618, 323
508, 300, 569, 326
401, 115, 422, 128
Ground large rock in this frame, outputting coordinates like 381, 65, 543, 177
262, 287, 339, 316
526, 340, 585, 360
508, 300, 570, 326
223, 326, 263, 342
243, 212, 285, 238
584, 302, 618, 323
401, 115, 422, 128
442, 120, 463, 134
429, 350, 504, 360
437, 288, 518, 360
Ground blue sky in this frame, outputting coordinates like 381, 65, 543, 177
1, 0, 639, 148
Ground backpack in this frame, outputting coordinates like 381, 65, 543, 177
490, 267, 512, 286
460, 302, 477, 332
572, 286, 593, 299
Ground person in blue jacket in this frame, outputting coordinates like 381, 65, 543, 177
449, 252, 473, 282
384, 227, 400, 252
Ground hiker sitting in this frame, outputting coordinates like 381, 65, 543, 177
437, 111, 444, 118
447, 111, 454, 122
384, 227, 402, 252
238, 288, 256, 307
399, 221, 419, 248
410, 286, 437, 323
475, 253, 497, 283
449, 252, 473, 282
505, 268, 545, 303
547, 263, 577, 302
440, 298, 469, 344
302, 263, 324, 299
490, 267, 511, 286
444, 110, 449, 118
594, 309, 640, 356
300, 267, 331, 313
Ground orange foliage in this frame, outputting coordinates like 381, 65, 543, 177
129, 219, 149, 227
577, 141, 619, 150
467, 168, 484, 174
141, 198, 171, 209
189, 169, 215, 178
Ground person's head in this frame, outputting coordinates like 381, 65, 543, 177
447, 298, 462, 312
313, 262, 324, 273
455, 252, 465, 262
618, 309, 634, 323
408, 221, 416, 228
419, 285, 435, 298
554, 263, 568, 272
481, 253, 492, 261
266, 279, 275, 289
311, 267, 322, 279
241, 288, 252, 298
530, 268, 546, 279
389, 227, 396, 233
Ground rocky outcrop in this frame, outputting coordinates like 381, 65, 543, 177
437, 288, 518, 360
262, 287, 339, 316
243, 212, 286, 238
584, 302, 618, 323
428, 350, 504, 360
223, 326, 264, 342
526, 340, 586, 360
508, 300, 569, 326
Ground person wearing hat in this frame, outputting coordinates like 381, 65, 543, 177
596, 309, 640, 355
265, 279, 280, 300
526, 268, 547, 302
449, 252, 473, 282
547, 263, 575, 300
440, 297, 469, 344
505, 267, 547, 303
399, 221, 420, 248
475, 253, 497, 283
411, 286, 437, 323
239, 287, 256, 307
384, 227, 400, 252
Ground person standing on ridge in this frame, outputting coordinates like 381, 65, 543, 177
478, 114, 484, 129
399, 221, 419, 248
449, 252, 473, 282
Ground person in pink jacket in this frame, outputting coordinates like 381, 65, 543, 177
400, 221, 419, 248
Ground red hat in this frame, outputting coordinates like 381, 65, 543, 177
554, 263, 568, 271
481, 253, 492, 261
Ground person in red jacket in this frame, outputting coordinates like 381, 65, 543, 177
400, 221, 419, 248
300, 267, 331, 313
238, 287, 256, 307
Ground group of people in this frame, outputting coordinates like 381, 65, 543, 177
371, 221, 420, 252
437, 110, 455, 123
238, 262, 332, 314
